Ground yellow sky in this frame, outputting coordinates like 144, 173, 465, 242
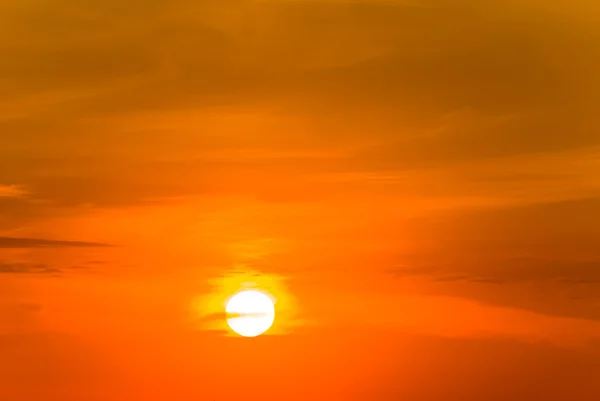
1, 1, 600, 400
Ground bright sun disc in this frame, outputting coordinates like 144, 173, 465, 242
226, 290, 275, 337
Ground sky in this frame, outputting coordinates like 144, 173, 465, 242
1, 0, 600, 400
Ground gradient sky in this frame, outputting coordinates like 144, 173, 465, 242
2, 1, 600, 400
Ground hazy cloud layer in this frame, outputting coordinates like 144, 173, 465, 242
1, 0, 598, 211
1, 0, 600, 379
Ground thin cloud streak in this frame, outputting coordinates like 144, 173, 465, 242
0, 237, 113, 248
0, 185, 28, 198
0, 263, 61, 274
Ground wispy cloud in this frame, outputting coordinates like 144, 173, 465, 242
0, 237, 113, 248
322, 293, 600, 347
0, 263, 61, 274
0, 262, 98, 275
0, 185, 27, 198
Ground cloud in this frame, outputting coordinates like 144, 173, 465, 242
0, 185, 27, 198
433, 274, 505, 284
331, 293, 600, 347
0, 263, 61, 274
2, 0, 598, 116
379, 195, 600, 321
390, 258, 600, 286
0, 262, 104, 275
0, 263, 60, 274
0, 0, 598, 214
0, 237, 112, 248
194, 311, 274, 326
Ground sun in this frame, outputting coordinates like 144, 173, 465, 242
225, 290, 275, 337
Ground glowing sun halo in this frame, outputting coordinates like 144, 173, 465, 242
226, 290, 275, 337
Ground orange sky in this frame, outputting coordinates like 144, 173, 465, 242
1, 0, 600, 400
